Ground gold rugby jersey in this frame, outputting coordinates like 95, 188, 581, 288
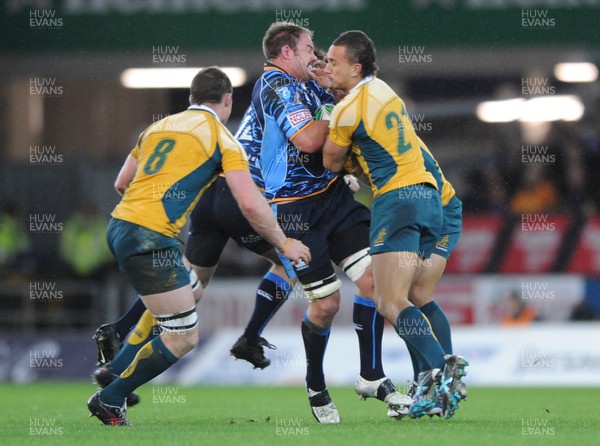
418, 137, 456, 206
112, 106, 249, 237
329, 77, 436, 199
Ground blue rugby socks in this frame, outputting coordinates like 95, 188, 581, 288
243, 272, 292, 345
353, 296, 385, 381
301, 312, 331, 392
114, 298, 146, 341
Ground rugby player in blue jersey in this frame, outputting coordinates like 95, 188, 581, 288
217, 22, 412, 424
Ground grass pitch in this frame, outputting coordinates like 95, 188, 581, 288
2, 383, 597, 446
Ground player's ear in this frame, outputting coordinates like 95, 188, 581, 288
224, 92, 233, 108
281, 44, 293, 60
352, 64, 362, 77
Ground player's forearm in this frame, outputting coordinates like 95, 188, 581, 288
225, 170, 287, 250
323, 138, 350, 173
292, 120, 330, 153
323, 150, 347, 173
114, 154, 137, 195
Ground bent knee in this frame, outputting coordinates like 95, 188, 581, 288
161, 329, 199, 357
310, 293, 340, 321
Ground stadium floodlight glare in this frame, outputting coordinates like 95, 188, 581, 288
477, 96, 584, 123
120, 67, 247, 89
554, 62, 598, 83
476, 98, 525, 123
519, 95, 584, 122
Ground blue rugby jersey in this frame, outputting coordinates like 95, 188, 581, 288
234, 64, 336, 202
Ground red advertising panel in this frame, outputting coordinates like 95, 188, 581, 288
567, 217, 600, 274
445, 215, 503, 273
500, 214, 571, 273
434, 278, 475, 325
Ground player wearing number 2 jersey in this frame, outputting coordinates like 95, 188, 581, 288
323, 31, 468, 420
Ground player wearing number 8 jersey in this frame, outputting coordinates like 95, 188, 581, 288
111, 107, 246, 239
87, 67, 310, 426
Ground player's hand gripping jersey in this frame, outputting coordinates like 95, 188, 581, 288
112, 105, 249, 237
235, 64, 335, 202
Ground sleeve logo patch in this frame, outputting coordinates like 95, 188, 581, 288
278, 86, 292, 100
288, 109, 312, 127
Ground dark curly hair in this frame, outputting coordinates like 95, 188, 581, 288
332, 30, 378, 78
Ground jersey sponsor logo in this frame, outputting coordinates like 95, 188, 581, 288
288, 109, 311, 127
374, 228, 387, 247
353, 323, 363, 331
240, 234, 263, 244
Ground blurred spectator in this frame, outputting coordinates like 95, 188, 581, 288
461, 170, 487, 213
59, 202, 114, 278
562, 144, 594, 216
571, 279, 600, 321
461, 166, 508, 214
581, 100, 600, 212
482, 163, 508, 214
570, 300, 597, 321
543, 122, 595, 217
509, 163, 559, 215
500, 290, 538, 326
0, 201, 34, 278
460, 147, 508, 214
